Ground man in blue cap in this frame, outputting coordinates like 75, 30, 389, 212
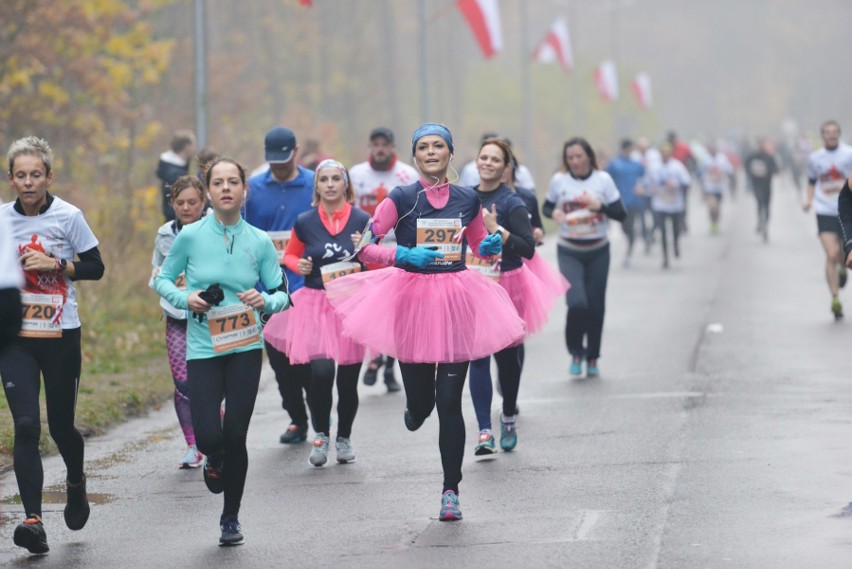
245, 127, 315, 444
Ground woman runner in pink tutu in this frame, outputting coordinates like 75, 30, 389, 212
325, 123, 525, 521
263, 159, 369, 467
467, 138, 568, 456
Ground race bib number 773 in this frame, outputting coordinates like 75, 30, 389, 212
208, 304, 260, 353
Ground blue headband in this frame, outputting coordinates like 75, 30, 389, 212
411, 123, 454, 155
315, 159, 349, 187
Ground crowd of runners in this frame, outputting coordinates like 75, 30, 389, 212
2, 116, 852, 552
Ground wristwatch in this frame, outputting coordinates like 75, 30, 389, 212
58, 258, 68, 273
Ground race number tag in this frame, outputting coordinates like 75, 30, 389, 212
465, 251, 500, 282
267, 230, 292, 264
565, 209, 600, 238
175, 273, 187, 290
822, 180, 844, 195
320, 261, 361, 283
208, 304, 259, 354
416, 218, 462, 262
20, 293, 62, 338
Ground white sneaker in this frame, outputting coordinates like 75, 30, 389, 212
309, 434, 330, 467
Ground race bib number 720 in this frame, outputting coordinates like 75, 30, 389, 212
20, 293, 63, 338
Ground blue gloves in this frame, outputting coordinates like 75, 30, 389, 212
478, 233, 503, 257
395, 245, 445, 268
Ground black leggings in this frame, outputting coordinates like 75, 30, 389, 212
308, 360, 361, 438
0, 328, 85, 518
188, 350, 262, 519
399, 361, 468, 494
557, 244, 610, 361
653, 211, 683, 264
266, 341, 311, 427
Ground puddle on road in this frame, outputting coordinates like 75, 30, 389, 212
2, 488, 117, 507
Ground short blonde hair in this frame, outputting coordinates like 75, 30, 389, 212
7, 136, 54, 175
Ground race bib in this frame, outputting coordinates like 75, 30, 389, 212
749, 161, 768, 178
565, 209, 601, 238
20, 293, 62, 338
321, 261, 361, 283
267, 230, 292, 264
465, 251, 500, 282
208, 304, 260, 354
416, 218, 462, 262
822, 180, 844, 195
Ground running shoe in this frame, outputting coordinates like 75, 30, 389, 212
586, 362, 600, 378
439, 490, 462, 521
569, 357, 583, 376
279, 423, 307, 444
474, 430, 497, 456
384, 371, 401, 393
832, 298, 844, 320
404, 408, 426, 432
839, 266, 848, 289
64, 475, 90, 530
179, 445, 203, 469
335, 437, 356, 464
13, 516, 48, 554
219, 515, 244, 546
500, 418, 517, 451
309, 434, 330, 467
363, 356, 383, 386
203, 455, 225, 494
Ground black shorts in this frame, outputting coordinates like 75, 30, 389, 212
816, 214, 842, 236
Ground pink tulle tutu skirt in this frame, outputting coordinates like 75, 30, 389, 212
325, 267, 526, 363
263, 287, 366, 365
499, 260, 567, 336
524, 252, 570, 300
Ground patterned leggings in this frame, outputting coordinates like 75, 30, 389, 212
166, 317, 195, 445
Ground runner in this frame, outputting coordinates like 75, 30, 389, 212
838, 175, 852, 269
154, 157, 291, 546
150, 175, 207, 468
606, 139, 646, 267
650, 144, 691, 269
245, 127, 315, 444
744, 138, 779, 242
0, 211, 23, 351
349, 127, 417, 392
698, 142, 734, 235
543, 137, 626, 378
325, 123, 525, 521
1, 136, 105, 554
263, 160, 369, 467
802, 120, 852, 320
466, 138, 562, 455
459, 132, 536, 190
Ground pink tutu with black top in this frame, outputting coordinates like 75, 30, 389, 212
524, 251, 571, 300
498, 260, 567, 336
325, 267, 526, 363
263, 287, 366, 365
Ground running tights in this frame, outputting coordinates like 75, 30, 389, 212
557, 243, 610, 361
266, 341, 311, 427
469, 344, 523, 431
0, 328, 85, 518
308, 360, 361, 439
653, 211, 683, 264
399, 361, 469, 494
165, 317, 194, 446
188, 350, 262, 519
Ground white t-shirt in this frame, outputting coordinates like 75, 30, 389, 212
546, 170, 621, 242
0, 208, 24, 289
459, 160, 536, 190
649, 158, 691, 213
807, 144, 852, 216
2, 197, 99, 329
349, 159, 418, 217
700, 153, 733, 195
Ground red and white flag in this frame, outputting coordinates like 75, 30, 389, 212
631, 72, 652, 109
532, 17, 573, 73
457, 0, 503, 58
298, 0, 312, 6
594, 60, 618, 102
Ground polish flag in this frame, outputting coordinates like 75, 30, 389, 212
631, 72, 652, 109
457, 0, 503, 58
594, 60, 618, 102
532, 17, 573, 73
299, 0, 312, 6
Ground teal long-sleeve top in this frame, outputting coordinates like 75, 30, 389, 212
153, 214, 290, 360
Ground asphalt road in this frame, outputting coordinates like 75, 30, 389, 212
2, 177, 851, 568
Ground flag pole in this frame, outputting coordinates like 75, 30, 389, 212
520, 0, 533, 161
418, 0, 430, 122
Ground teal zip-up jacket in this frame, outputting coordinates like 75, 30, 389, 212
153, 214, 290, 360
